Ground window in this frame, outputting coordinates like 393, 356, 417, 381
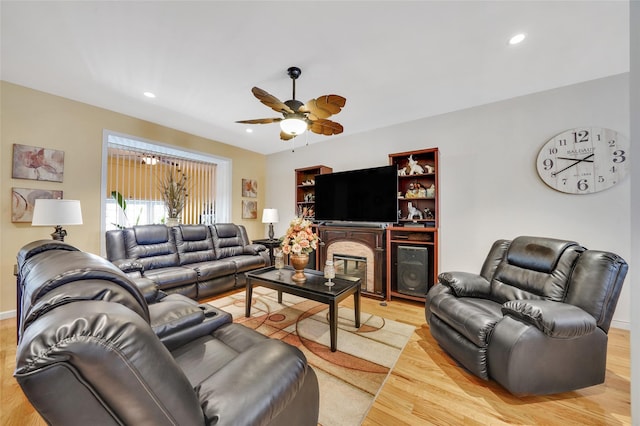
101, 131, 231, 237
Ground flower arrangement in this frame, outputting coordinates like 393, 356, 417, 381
280, 217, 319, 256
159, 168, 189, 219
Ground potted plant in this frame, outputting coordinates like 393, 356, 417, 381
159, 168, 189, 226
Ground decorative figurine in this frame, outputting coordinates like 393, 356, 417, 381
424, 208, 434, 219
408, 155, 424, 175
407, 202, 423, 220
424, 164, 435, 174
426, 184, 436, 198
405, 183, 418, 198
416, 182, 427, 198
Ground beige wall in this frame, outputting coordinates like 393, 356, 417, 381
1, 81, 266, 313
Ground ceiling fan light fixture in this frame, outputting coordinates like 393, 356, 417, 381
280, 117, 308, 135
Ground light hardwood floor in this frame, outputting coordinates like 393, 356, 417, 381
1, 296, 630, 425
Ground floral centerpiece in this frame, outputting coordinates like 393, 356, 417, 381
280, 217, 319, 282
280, 217, 319, 255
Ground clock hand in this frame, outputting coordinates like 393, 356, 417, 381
551, 153, 595, 177
556, 156, 594, 163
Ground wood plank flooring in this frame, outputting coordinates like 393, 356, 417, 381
1, 295, 630, 425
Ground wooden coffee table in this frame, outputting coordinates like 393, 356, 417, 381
245, 266, 361, 352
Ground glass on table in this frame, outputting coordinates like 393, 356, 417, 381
324, 260, 335, 287
274, 249, 285, 277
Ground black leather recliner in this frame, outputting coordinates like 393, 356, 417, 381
425, 236, 627, 395
15, 240, 319, 425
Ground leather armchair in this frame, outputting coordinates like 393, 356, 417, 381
425, 236, 627, 395
15, 240, 319, 425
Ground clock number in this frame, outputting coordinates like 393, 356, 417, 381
558, 138, 567, 146
548, 147, 557, 155
577, 179, 589, 192
598, 176, 605, 183
562, 178, 568, 185
573, 130, 589, 143
613, 150, 626, 163
608, 139, 617, 147
542, 159, 554, 170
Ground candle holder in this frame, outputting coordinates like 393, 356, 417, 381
324, 260, 335, 287
274, 249, 284, 278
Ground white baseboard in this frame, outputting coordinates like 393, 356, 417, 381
0, 310, 17, 320
611, 319, 630, 330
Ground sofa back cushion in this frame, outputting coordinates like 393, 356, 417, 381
124, 225, 180, 270
17, 248, 150, 337
210, 224, 246, 259
489, 236, 583, 303
174, 224, 216, 265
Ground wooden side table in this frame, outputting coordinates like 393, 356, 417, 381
252, 239, 281, 265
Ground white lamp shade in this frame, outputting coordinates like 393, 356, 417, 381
32, 199, 83, 226
261, 208, 279, 224
280, 117, 308, 135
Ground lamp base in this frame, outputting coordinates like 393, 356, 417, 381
268, 223, 275, 240
51, 225, 67, 242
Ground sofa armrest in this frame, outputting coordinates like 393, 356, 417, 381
244, 244, 267, 255
438, 271, 490, 297
501, 299, 596, 338
149, 295, 233, 350
111, 258, 144, 274
197, 339, 307, 425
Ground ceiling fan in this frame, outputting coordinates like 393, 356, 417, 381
236, 66, 346, 141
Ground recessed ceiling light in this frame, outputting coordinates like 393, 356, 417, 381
245, 128, 253, 133
509, 33, 526, 45
143, 91, 156, 98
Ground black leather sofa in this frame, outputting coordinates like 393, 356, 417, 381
106, 223, 270, 300
425, 236, 628, 395
15, 240, 319, 426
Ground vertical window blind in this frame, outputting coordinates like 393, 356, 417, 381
106, 145, 216, 229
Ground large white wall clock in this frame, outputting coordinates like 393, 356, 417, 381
536, 127, 629, 194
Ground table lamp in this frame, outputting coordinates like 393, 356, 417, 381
31, 199, 83, 242
261, 208, 279, 241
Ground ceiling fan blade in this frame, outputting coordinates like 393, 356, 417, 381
235, 118, 282, 124
308, 119, 344, 136
301, 95, 346, 120
280, 131, 296, 141
252, 87, 295, 114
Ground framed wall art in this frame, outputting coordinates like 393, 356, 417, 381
242, 178, 257, 198
12, 187, 63, 223
242, 200, 257, 219
12, 144, 65, 182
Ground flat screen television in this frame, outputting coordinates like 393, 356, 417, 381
314, 165, 398, 223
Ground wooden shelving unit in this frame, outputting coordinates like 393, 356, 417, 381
294, 165, 332, 220
386, 148, 439, 302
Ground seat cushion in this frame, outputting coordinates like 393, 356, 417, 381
232, 255, 268, 273
429, 293, 503, 347
190, 259, 237, 281
143, 266, 198, 290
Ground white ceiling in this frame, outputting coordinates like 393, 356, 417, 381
1, 1, 630, 155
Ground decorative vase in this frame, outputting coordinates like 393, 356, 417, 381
166, 216, 180, 227
290, 253, 309, 283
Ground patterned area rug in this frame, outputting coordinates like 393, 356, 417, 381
209, 288, 414, 426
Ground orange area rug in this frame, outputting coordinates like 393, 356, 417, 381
209, 288, 414, 426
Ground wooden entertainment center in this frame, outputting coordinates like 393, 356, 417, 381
295, 147, 439, 302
